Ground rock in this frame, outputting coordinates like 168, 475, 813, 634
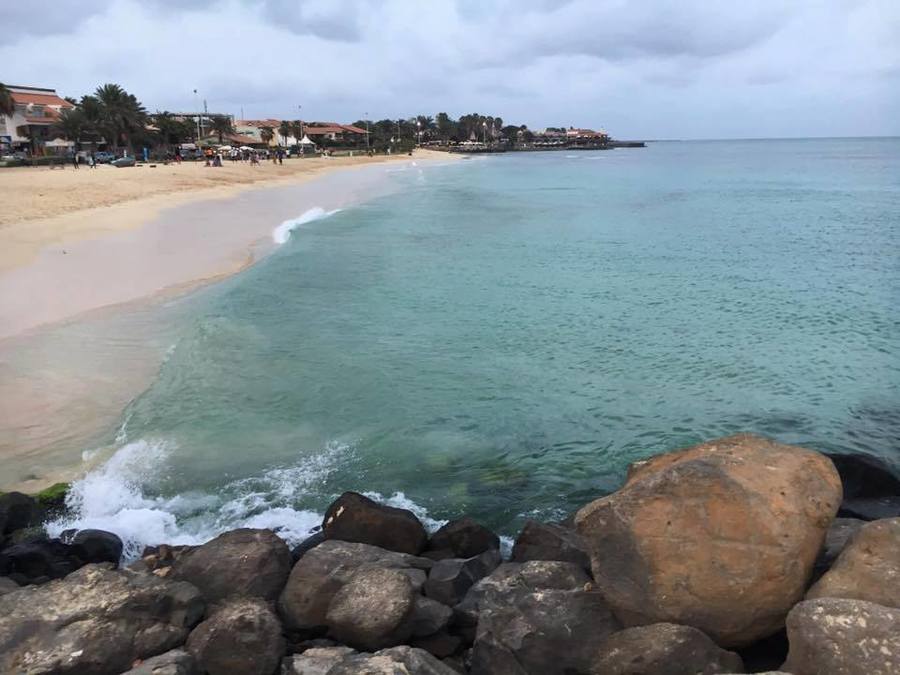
592, 623, 744, 675
427, 517, 500, 558
511, 520, 591, 571
411, 631, 463, 658
829, 453, 900, 499
839, 497, 900, 520
0, 576, 20, 596
455, 560, 592, 627
470, 587, 619, 675
70, 528, 124, 564
279, 540, 432, 631
326, 646, 460, 675
325, 567, 417, 650
782, 598, 900, 675
0, 491, 38, 535
124, 648, 198, 674
813, 517, 865, 578
186, 598, 284, 675
171, 528, 291, 604
406, 596, 453, 637
282, 646, 356, 675
0, 537, 83, 582
424, 549, 501, 606
322, 491, 428, 554
807, 517, 900, 608
0, 563, 204, 674
291, 530, 326, 562
575, 434, 842, 647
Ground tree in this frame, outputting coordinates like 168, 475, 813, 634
153, 112, 191, 149
53, 107, 89, 149
278, 120, 292, 146
435, 112, 455, 141
0, 83, 14, 118
290, 120, 304, 143
208, 115, 234, 143
94, 83, 147, 153
259, 126, 274, 146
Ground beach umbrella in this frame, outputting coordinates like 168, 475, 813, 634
218, 145, 233, 151
239, 146, 254, 151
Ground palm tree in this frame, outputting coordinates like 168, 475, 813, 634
290, 120, 304, 144
0, 83, 15, 118
278, 120, 292, 147
208, 115, 234, 144
259, 126, 274, 146
53, 107, 88, 150
94, 83, 147, 153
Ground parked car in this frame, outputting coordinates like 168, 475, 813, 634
94, 151, 117, 163
111, 156, 136, 168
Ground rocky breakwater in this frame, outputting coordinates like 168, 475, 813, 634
1, 432, 899, 674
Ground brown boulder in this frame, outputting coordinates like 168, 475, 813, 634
322, 492, 428, 554
806, 517, 900, 608
782, 598, 900, 675
426, 517, 500, 559
575, 434, 842, 647
511, 519, 591, 571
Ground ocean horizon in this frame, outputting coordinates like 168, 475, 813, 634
36, 137, 900, 558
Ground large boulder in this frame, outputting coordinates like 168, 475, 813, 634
325, 567, 418, 650
123, 649, 198, 675
807, 517, 900, 608
592, 623, 744, 674
0, 563, 204, 674
279, 540, 432, 631
0, 576, 21, 595
812, 517, 864, 579
426, 517, 500, 559
511, 520, 591, 571
0, 537, 83, 583
0, 491, 39, 535
171, 528, 291, 604
782, 598, 900, 675
575, 434, 842, 647
424, 549, 501, 606
406, 596, 453, 638
830, 453, 900, 521
186, 598, 284, 675
282, 646, 356, 675
322, 492, 428, 554
470, 587, 619, 675
70, 529, 124, 564
326, 646, 459, 675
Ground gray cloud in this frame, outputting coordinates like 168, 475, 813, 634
0, 1, 108, 46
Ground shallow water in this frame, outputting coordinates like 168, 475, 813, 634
40, 139, 900, 556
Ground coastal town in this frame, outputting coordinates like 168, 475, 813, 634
0, 83, 640, 166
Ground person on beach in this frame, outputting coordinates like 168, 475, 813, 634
89, 152, 96, 168
71, 152, 79, 169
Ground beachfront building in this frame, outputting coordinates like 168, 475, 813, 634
0, 85, 74, 155
234, 119, 288, 146
302, 123, 367, 144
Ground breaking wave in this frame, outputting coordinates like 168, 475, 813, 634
272, 207, 342, 244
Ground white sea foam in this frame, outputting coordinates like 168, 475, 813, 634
272, 207, 342, 244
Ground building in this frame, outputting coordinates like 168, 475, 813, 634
302, 123, 367, 143
1, 85, 74, 154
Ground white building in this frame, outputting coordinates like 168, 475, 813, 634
0, 85, 74, 154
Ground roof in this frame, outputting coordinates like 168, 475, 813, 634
304, 123, 366, 135
9, 87, 73, 108
235, 119, 282, 128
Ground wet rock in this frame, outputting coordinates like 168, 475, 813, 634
322, 491, 428, 554
511, 519, 591, 571
470, 587, 619, 675
282, 646, 356, 675
427, 517, 500, 559
0, 537, 83, 582
0, 563, 204, 674
782, 598, 900, 675
70, 529, 124, 564
839, 496, 900, 521
0, 576, 20, 595
124, 648, 198, 675
592, 623, 744, 675
186, 598, 284, 675
406, 595, 453, 637
424, 548, 501, 606
831, 453, 900, 521
279, 540, 432, 631
813, 517, 865, 579
454, 560, 591, 627
411, 631, 462, 659
575, 434, 842, 647
171, 528, 291, 604
325, 567, 417, 650
326, 646, 459, 675
291, 530, 326, 563
807, 517, 900, 608
0, 491, 38, 535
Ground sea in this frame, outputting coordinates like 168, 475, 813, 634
39, 138, 900, 558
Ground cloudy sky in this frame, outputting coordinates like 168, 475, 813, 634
3, 0, 898, 139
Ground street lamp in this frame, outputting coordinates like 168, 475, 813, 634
193, 89, 201, 140
417, 119, 422, 146
482, 120, 487, 145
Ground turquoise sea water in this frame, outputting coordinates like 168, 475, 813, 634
50, 139, 900, 555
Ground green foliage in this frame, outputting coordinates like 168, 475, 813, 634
0, 82, 14, 117
278, 120, 292, 145
35, 482, 69, 507
259, 126, 274, 144
208, 115, 235, 143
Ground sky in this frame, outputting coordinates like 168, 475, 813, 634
2, 0, 899, 139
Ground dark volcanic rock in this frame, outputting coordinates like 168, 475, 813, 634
278, 540, 432, 631
424, 549, 501, 606
171, 528, 291, 603
326, 646, 459, 675
813, 517, 865, 579
592, 623, 744, 675
291, 530, 326, 562
71, 529, 124, 564
427, 517, 500, 559
575, 434, 842, 647
839, 496, 900, 520
411, 631, 463, 659
470, 587, 619, 675
124, 648, 198, 674
187, 598, 284, 675
0, 491, 39, 535
0, 576, 21, 595
0, 563, 204, 674
830, 453, 900, 520
325, 567, 417, 650
511, 519, 591, 571
322, 491, 428, 554
782, 598, 900, 675
0, 537, 83, 582
406, 595, 453, 638
807, 517, 900, 608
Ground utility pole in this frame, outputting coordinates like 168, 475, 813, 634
365, 112, 370, 150
193, 89, 200, 141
